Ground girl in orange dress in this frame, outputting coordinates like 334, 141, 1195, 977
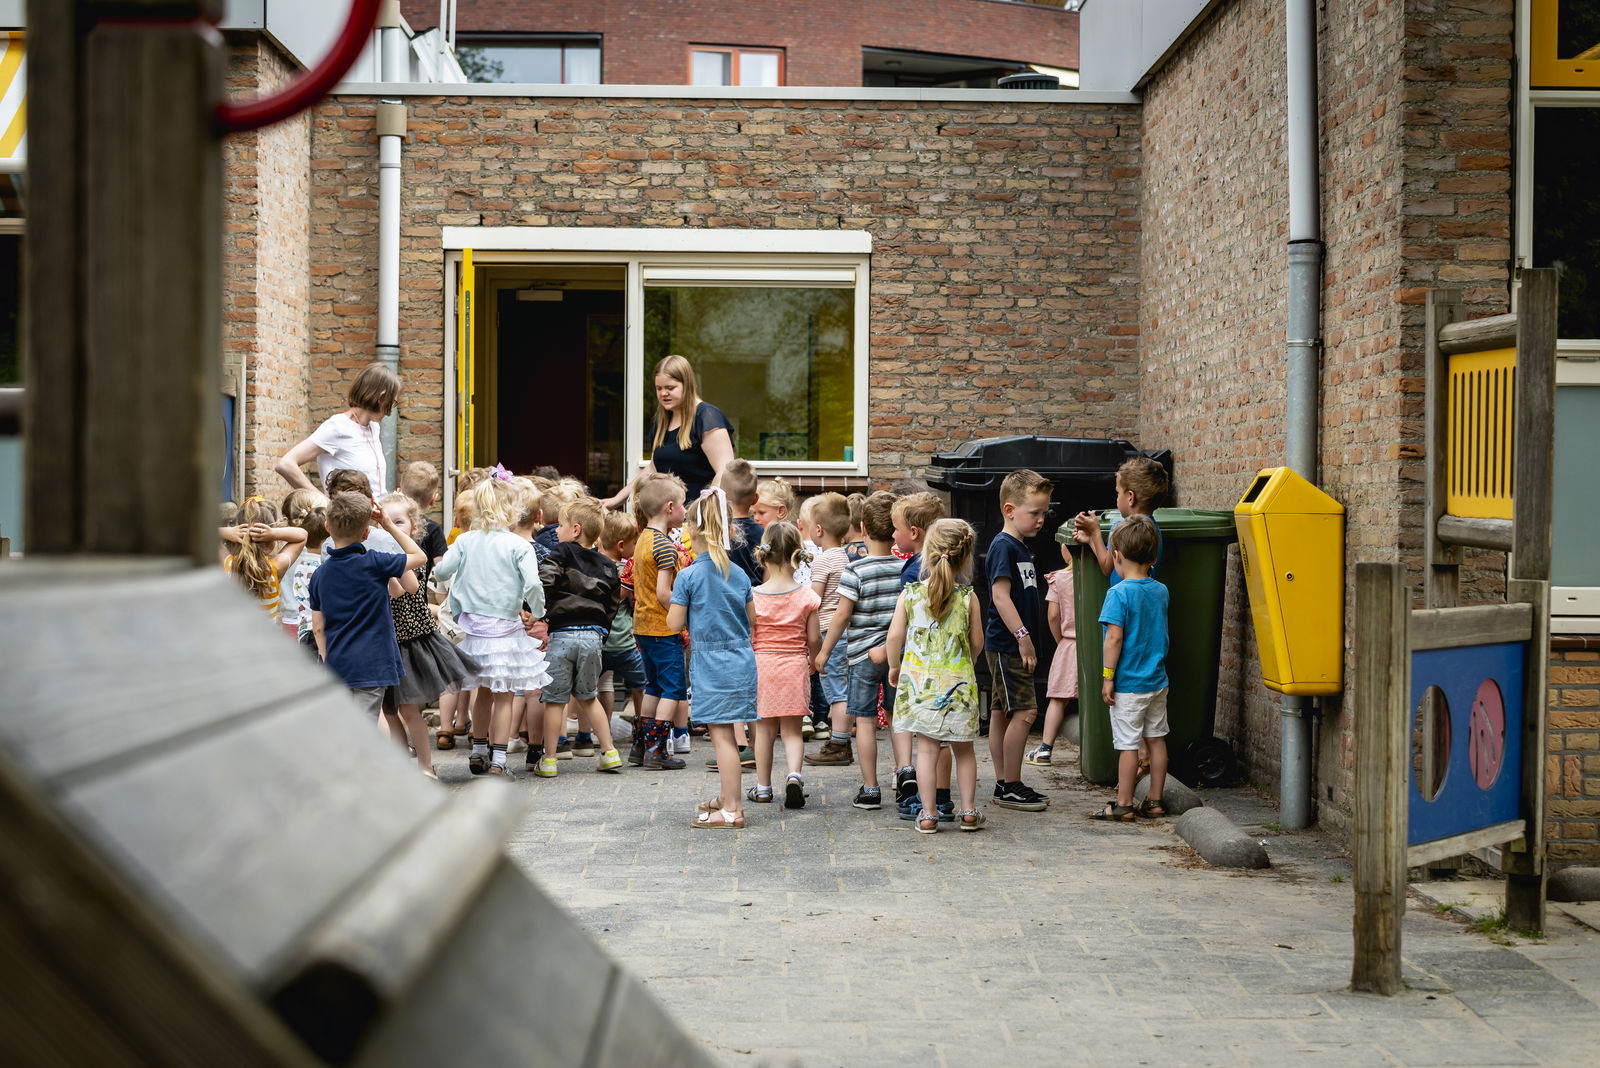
747, 521, 821, 810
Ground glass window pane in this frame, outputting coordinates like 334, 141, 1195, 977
1533, 108, 1600, 339
499, 45, 563, 83
643, 287, 855, 463
564, 45, 601, 84
692, 50, 731, 86
739, 51, 780, 87
1559, 3, 1600, 58
1554, 382, 1600, 587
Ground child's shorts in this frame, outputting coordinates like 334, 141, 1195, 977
637, 633, 688, 701
348, 686, 385, 720
543, 629, 604, 704
819, 640, 848, 705
847, 656, 895, 719
985, 651, 1037, 714
1110, 687, 1170, 750
600, 645, 648, 692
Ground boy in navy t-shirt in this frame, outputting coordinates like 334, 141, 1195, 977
1092, 515, 1170, 822
984, 468, 1052, 812
310, 491, 427, 719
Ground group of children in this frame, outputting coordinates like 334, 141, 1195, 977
221, 448, 1177, 832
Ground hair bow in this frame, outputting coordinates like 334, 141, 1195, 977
697, 485, 731, 533
491, 463, 513, 483
243, 494, 263, 506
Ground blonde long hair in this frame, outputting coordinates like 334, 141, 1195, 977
229, 496, 282, 599
685, 491, 732, 579
920, 518, 976, 622
650, 354, 702, 453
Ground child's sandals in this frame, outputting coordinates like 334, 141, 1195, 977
1137, 798, 1169, 819
435, 729, 456, 751
695, 796, 724, 813
957, 809, 985, 831
746, 785, 775, 803
692, 808, 745, 829
1091, 801, 1138, 822
916, 807, 940, 834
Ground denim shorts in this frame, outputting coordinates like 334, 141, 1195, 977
543, 629, 603, 704
601, 644, 648, 692
847, 655, 895, 719
819, 639, 848, 705
637, 632, 688, 701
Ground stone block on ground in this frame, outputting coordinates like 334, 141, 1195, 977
1135, 772, 1202, 815
1550, 867, 1600, 903
1176, 807, 1270, 869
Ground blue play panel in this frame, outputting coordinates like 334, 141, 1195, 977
1407, 641, 1525, 846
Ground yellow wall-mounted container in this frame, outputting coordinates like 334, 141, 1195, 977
1234, 468, 1345, 697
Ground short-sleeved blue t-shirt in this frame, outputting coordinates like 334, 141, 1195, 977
670, 553, 754, 645
651, 401, 734, 502
900, 553, 922, 588
984, 530, 1041, 654
1099, 576, 1169, 694
308, 542, 409, 688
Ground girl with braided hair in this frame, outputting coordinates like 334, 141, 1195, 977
885, 518, 985, 834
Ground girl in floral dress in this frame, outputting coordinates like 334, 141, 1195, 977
885, 518, 985, 833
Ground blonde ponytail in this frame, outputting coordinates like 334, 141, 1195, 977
920, 518, 976, 622
687, 493, 731, 579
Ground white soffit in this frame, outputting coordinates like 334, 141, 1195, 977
442, 227, 873, 255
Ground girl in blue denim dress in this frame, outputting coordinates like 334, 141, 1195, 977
667, 489, 758, 829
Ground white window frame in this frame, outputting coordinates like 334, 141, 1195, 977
440, 228, 871, 510
1516, 0, 1600, 631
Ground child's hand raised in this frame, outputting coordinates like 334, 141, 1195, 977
1071, 511, 1098, 544
247, 522, 274, 542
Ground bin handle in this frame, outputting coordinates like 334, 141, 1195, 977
938, 471, 1002, 491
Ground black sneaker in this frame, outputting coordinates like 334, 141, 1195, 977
525, 744, 545, 768
1016, 782, 1050, 805
853, 786, 882, 810
894, 768, 918, 808
995, 783, 1048, 811
993, 781, 1006, 800
554, 737, 573, 761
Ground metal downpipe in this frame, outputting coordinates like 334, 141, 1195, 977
376, 2, 407, 482
1282, 0, 1322, 829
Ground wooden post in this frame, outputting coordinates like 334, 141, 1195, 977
1424, 289, 1464, 610
1352, 563, 1409, 995
25, 0, 222, 561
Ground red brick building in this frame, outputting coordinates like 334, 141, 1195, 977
398, 0, 1080, 88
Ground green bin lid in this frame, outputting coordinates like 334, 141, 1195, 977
1054, 508, 1237, 544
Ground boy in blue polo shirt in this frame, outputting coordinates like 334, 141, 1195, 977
310, 491, 427, 720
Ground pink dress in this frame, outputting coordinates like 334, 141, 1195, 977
752, 584, 822, 718
1044, 568, 1078, 699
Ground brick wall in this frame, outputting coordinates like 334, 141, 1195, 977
1548, 639, 1600, 862
1136, 0, 1513, 836
223, 35, 311, 500
301, 93, 1142, 484
399, 0, 1078, 86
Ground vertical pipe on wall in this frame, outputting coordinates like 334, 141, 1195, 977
1282, 0, 1323, 830
377, 1, 406, 481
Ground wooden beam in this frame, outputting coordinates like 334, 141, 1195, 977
1425, 289, 1465, 608
1409, 602, 1533, 651
1407, 821, 1526, 868
1352, 563, 1409, 996
1505, 577, 1549, 932
1512, 269, 1556, 584
1438, 312, 1518, 354
1436, 515, 1514, 552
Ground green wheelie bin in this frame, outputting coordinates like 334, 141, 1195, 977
1059, 508, 1238, 785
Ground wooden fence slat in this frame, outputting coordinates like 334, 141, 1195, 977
1426, 289, 1465, 608
1435, 515, 1514, 552
1438, 312, 1518, 354
1407, 820, 1527, 868
1512, 270, 1557, 583
1409, 603, 1533, 651
1352, 563, 1409, 995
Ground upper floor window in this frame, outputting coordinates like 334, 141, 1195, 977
456, 36, 601, 84
689, 46, 784, 87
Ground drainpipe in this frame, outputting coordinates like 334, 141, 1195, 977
1282, 0, 1323, 830
377, 0, 407, 483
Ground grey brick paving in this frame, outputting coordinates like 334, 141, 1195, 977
438, 739, 1600, 1067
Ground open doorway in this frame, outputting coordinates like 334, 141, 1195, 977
473, 264, 627, 498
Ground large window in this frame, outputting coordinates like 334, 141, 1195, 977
642, 276, 855, 463
456, 36, 601, 84
1525, 1, 1600, 630
689, 46, 783, 87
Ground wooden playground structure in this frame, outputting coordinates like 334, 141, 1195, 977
1351, 270, 1556, 994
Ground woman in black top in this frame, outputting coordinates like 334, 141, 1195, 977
604, 354, 736, 507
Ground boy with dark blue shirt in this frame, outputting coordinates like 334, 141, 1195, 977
310, 491, 427, 719
984, 469, 1052, 812
721, 458, 765, 586
1091, 515, 1170, 822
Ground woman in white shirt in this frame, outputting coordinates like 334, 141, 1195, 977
274, 363, 401, 494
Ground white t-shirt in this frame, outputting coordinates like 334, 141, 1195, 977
310, 412, 386, 494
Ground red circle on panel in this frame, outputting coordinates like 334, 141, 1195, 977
1469, 678, 1506, 790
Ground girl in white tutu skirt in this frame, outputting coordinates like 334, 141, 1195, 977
434, 475, 551, 777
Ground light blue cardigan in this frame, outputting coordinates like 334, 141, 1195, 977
434, 528, 544, 621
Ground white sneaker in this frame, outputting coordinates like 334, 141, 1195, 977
673, 733, 691, 754
508, 736, 528, 754
610, 714, 632, 743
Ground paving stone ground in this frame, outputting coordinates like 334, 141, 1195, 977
436, 734, 1600, 1067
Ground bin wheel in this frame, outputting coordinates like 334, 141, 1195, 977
1177, 736, 1239, 787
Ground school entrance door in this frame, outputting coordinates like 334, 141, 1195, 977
458, 261, 627, 497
